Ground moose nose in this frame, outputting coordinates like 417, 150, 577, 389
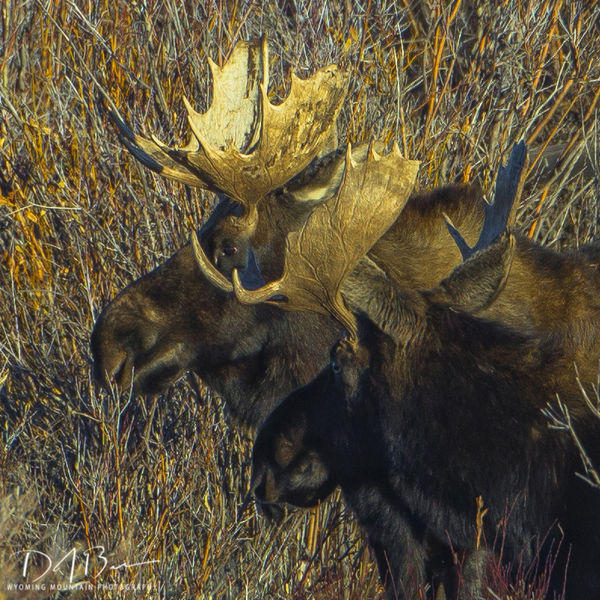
251, 468, 287, 521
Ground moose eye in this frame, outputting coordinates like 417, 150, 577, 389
295, 460, 313, 476
222, 245, 238, 257
331, 361, 341, 374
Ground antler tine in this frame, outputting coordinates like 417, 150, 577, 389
191, 232, 233, 292
445, 141, 528, 260
108, 110, 212, 189
232, 142, 420, 343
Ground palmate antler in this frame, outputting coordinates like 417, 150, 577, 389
231, 143, 420, 342
443, 141, 528, 260
110, 38, 349, 290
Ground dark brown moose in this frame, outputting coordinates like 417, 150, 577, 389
91, 39, 600, 431
248, 193, 600, 600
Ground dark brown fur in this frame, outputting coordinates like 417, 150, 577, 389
251, 247, 600, 599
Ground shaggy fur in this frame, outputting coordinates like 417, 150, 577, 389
252, 244, 600, 599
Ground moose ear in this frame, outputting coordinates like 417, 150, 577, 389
286, 141, 386, 205
426, 232, 516, 313
341, 256, 428, 344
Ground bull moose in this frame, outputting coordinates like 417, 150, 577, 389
243, 150, 600, 598
91, 39, 600, 432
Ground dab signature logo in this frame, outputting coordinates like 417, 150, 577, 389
14, 546, 158, 584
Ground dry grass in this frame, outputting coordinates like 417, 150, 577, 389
0, 1, 598, 598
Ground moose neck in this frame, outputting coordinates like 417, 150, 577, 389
369, 184, 485, 289
201, 305, 340, 428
